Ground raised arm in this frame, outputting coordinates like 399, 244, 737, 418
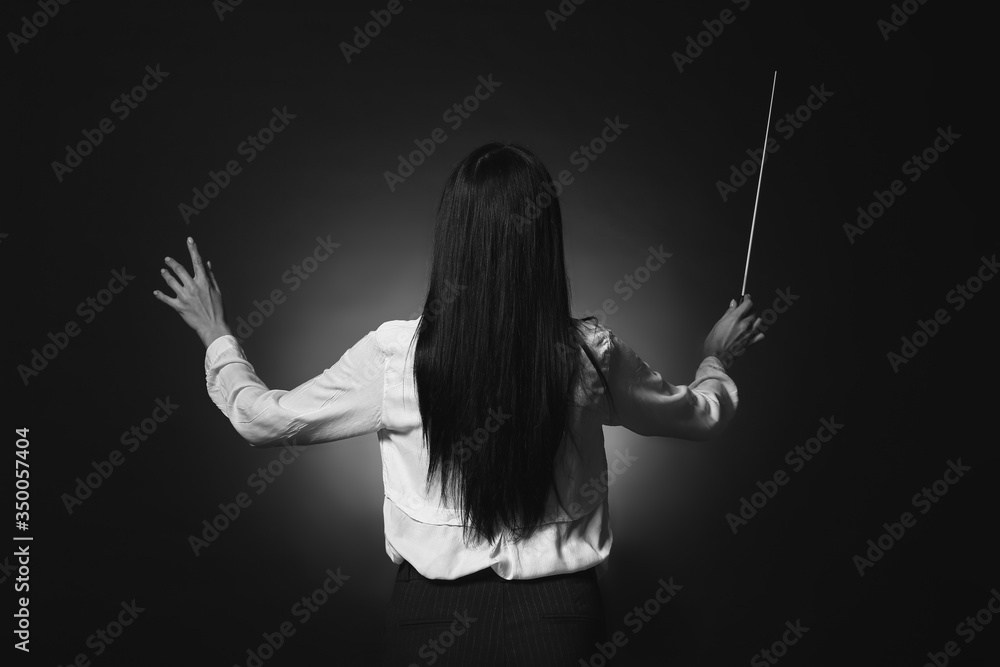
204, 330, 385, 447
605, 296, 762, 440
154, 237, 387, 448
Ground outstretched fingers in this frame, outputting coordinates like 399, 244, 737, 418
159, 264, 184, 296
163, 255, 192, 288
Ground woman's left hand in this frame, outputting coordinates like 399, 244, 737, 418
154, 237, 232, 347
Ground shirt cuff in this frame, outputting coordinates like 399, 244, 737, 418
701, 355, 727, 373
692, 355, 739, 409
205, 334, 241, 369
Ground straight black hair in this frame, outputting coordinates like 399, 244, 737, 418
412, 141, 614, 547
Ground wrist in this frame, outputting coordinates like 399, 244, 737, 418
200, 324, 233, 348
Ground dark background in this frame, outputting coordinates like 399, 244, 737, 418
7, 0, 995, 665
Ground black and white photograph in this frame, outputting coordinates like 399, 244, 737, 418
7, 1, 994, 665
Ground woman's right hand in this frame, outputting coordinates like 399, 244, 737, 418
702, 295, 764, 369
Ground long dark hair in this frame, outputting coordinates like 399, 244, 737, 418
412, 141, 614, 546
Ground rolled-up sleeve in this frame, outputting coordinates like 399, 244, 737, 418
605, 329, 738, 440
204, 331, 385, 447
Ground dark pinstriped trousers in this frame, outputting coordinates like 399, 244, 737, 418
380, 560, 608, 667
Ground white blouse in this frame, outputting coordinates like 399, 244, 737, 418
204, 317, 737, 580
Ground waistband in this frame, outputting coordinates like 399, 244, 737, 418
396, 559, 598, 584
